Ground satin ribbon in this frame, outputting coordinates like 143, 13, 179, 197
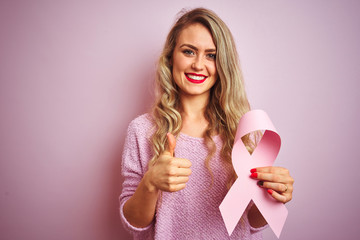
219, 110, 288, 238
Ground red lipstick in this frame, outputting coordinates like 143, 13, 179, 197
185, 73, 207, 84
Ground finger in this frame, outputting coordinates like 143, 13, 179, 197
175, 167, 192, 176
166, 162, 192, 176
167, 183, 186, 192
251, 166, 289, 175
162, 133, 176, 157
172, 158, 192, 168
164, 132, 176, 156
267, 189, 287, 203
251, 172, 292, 184
258, 181, 289, 193
168, 176, 190, 184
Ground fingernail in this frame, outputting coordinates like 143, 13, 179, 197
257, 181, 263, 186
250, 168, 256, 173
250, 172, 258, 178
267, 189, 273, 195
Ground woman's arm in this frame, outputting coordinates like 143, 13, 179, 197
122, 133, 192, 228
123, 172, 159, 228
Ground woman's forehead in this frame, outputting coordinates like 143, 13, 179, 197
176, 23, 216, 50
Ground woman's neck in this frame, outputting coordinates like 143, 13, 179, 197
179, 91, 209, 116
179, 93, 209, 138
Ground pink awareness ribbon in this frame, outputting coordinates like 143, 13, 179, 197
219, 110, 288, 238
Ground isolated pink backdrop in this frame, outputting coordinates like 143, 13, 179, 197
1, 1, 359, 239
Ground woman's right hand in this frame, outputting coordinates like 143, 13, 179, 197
145, 133, 192, 192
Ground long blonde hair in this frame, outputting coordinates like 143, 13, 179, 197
150, 8, 255, 185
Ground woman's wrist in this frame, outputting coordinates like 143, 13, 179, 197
143, 170, 158, 193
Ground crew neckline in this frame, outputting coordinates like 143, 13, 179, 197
179, 132, 221, 142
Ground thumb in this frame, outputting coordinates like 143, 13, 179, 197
164, 132, 176, 156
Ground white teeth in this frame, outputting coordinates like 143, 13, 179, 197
187, 74, 206, 80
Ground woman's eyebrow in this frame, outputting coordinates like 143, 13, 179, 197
179, 43, 216, 52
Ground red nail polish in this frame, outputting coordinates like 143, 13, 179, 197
250, 168, 256, 173
250, 172, 258, 178
267, 189, 273, 195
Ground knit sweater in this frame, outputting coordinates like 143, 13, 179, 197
119, 114, 267, 239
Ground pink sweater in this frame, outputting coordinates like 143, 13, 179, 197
119, 114, 267, 239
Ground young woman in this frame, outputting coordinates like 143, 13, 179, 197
120, 8, 294, 239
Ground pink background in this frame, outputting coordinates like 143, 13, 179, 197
1, 0, 359, 239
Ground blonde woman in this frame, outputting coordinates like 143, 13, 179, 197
120, 8, 294, 239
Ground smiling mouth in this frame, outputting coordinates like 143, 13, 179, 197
185, 73, 207, 84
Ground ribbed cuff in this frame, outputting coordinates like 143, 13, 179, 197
119, 198, 154, 233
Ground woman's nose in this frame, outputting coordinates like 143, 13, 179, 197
191, 56, 204, 71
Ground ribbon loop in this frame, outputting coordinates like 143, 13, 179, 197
219, 110, 288, 238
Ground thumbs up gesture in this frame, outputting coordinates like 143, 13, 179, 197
146, 133, 192, 192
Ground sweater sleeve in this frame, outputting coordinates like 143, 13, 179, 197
119, 117, 154, 239
246, 200, 269, 233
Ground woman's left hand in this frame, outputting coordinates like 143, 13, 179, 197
250, 167, 294, 203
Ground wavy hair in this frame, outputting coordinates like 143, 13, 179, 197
150, 8, 256, 186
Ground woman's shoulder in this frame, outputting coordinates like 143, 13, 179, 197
127, 113, 155, 139
129, 113, 153, 128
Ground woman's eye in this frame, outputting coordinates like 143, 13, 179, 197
183, 49, 195, 56
207, 53, 216, 60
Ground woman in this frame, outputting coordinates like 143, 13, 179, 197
120, 8, 294, 239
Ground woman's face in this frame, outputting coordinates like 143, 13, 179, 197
172, 23, 218, 99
